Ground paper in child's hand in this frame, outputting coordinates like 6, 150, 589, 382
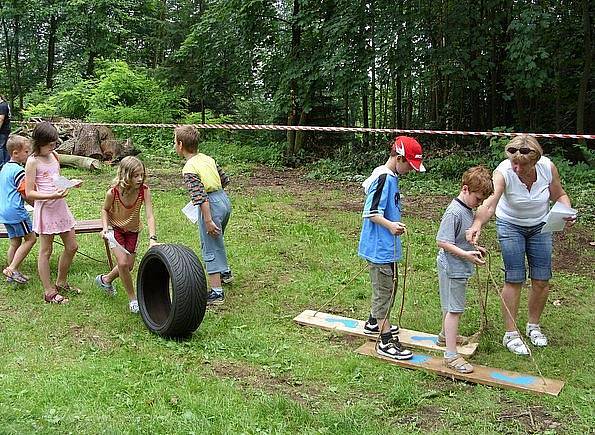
181, 201, 199, 224
104, 229, 130, 255
53, 175, 82, 189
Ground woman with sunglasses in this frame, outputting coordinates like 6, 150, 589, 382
466, 135, 576, 356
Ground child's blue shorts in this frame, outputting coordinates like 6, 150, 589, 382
4, 216, 34, 238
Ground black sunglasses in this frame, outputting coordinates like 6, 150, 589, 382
507, 147, 535, 155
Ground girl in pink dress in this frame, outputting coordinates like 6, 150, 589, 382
25, 122, 82, 304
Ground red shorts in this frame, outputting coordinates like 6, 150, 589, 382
113, 227, 139, 254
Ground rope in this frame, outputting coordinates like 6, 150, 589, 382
484, 251, 548, 386
374, 231, 408, 351
53, 239, 105, 264
312, 263, 368, 317
15, 120, 595, 140
467, 255, 491, 344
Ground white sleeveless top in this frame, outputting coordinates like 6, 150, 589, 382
495, 156, 552, 226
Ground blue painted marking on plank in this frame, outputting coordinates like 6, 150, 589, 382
411, 335, 439, 344
490, 372, 536, 386
409, 354, 431, 364
325, 317, 358, 329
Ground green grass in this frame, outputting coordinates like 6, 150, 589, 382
0, 158, 593, 433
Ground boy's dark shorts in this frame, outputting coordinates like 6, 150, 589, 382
4, 216, 33, 238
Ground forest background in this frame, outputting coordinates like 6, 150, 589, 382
0, 0, 593, 175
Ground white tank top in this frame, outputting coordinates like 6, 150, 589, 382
495, 156, 552, 226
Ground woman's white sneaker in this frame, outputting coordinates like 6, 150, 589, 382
526, 325, 548, 347
503, 332, 530, 355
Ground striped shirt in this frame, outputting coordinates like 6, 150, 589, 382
182, 154, 230, 206
108, 185, 146, 232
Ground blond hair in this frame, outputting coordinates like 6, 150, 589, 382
175, 125, 200, 153
461, 165, 494, 198
505, 135, 542, 165
6, 135, 29, 155
113, 156, 146, 192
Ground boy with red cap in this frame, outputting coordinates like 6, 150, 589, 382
358, 136, 425, 360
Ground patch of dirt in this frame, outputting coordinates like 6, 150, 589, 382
69, 323, 113, 350
396, 405, 446, 432
236, 166, 594, 279
208, 360, 326, 408
553, 227, 595, 278
497, 404, 564, 433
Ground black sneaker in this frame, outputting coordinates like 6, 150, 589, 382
377, 338, 413, 360
221, 271, 234, 284
207, 290, 224, 305
363, 321, 399, 336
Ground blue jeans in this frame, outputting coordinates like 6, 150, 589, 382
496, 218, 552, 283
0, 133, 10, 168
198, 189, 232, 275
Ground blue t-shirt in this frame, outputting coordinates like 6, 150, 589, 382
358, 168, 402, 263
0, 161, 28, 224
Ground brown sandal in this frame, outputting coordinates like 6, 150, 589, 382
444, 354, 474, 374
44, 290, 69, 305
55, 283, 82, 294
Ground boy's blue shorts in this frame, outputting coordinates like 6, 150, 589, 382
4, 216, 34, 238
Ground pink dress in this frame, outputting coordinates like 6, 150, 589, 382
32, 152, 75, 234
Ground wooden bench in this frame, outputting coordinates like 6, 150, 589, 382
0, 219, 113, 268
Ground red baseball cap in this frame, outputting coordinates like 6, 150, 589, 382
392, 136, 426, 172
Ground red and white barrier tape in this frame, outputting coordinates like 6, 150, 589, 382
17, 121, 595, 140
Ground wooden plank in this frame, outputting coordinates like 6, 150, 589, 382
0, 219, 103, 237
356, 341, 564, 396
0, 219, 112, 268
294, 310, 479, 356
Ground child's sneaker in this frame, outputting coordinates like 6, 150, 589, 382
207, 290, 225, 305
95, 274, 116, 296
376, 338, 413, 360
221, 271, 234, 284
129, 299, 139, 314
363, 321, 399, 336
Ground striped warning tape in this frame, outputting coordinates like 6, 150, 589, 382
16, 120, 595, 140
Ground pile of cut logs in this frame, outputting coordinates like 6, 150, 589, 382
14, 119, 139, 170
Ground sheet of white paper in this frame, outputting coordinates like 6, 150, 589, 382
53, 174, 82, 189
181, 201, 199, 224
105, 229, 130, 255
541, 202, 577, 233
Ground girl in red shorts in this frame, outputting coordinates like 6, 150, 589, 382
95, 156, 157, 313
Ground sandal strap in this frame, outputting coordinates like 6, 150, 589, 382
445, 355, 473, 372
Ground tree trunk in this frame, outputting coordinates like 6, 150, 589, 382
1, 15, 15, 106
362, 86, 369, 149
286, 0, 301, 156
46, 14, 58, 89
13, 14, 22, 111
575, 0, 593, 165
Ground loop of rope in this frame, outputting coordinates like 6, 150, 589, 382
312, 263, 368, 317
15, 120, 595, 140
484, 251, 547, 386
